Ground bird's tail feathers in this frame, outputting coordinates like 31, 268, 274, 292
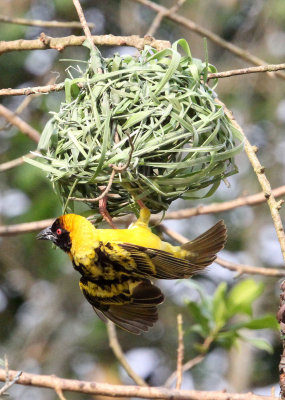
94, 280, 164, 334
181, 220, 227, 267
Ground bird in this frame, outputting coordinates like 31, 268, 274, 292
37, 208, 227, 334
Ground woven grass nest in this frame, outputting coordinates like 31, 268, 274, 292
30, 39, 243, 219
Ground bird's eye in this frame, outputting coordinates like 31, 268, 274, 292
56, 228, 62, 235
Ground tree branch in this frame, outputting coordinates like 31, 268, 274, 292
72, 0, 98, 54
208, 63, 285, 80
0, 33, 170, 55
164, 354, 205, 388
131, 0, 285, 80
152, 185, 285, 221
146, 0, 186, 36
176, 314, 184, 390
0, 152, 36, 172
1, 185, 285, 236
217, 99, 285, 264
0, 368, 278, 399
0, 15, 95, 29
0, 104, 40, 143
107, 322, 147, 386
0, 63, 284, 98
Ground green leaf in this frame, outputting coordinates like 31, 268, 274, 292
215, 330, 241, 349
187, 301, 210, 336
122, 110, 154, 129
212, 282, 228, 328
231, 315, 279, 331
242, 337, 274, 353
37, 118, 56, 154
227, 279, 264, 317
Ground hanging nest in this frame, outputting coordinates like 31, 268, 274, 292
28, 39, 243, 219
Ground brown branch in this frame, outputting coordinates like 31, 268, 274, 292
176, 314, 184, 390
0, 152, 36, 172
0, 218, 54, 236
1, 185, 285, 237
70, 169, 117, 203
217, 99, 285, 264
215, 257, 285, 277
0, 15, 94, 29
107, 322, 147, 387
208, 63, 285, 80
0, 33, 170, 55
0, 368, 278, 399
160, 225, 285, 277
72, 0, 97, 54
0, 104, 40, 143
278, 282, 285, 400
0, 83, 65, 96
165, 354, 205, 388
146, 0, 186, 36
1, 63, 284, 98
131, 0, 285, 80
151, 185, 285, 221
0, 357, 22, 396
54, 385, 67, 400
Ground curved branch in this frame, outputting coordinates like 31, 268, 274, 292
0, 15, 95, 29
132, 0, 285, 80
0, 368, 278, 399
217, 99, 285, 264
0, 104, 40, 143
1, 63, 284, 97
208, 63, 285, 80
0, 33, 170, 55
107, 322, 147, 386
1, 185, 285, 236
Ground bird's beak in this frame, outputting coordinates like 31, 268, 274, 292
36, 226, 54, 241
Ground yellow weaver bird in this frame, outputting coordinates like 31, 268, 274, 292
37, 208, 227, 334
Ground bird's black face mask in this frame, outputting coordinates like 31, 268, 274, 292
37, 219, 71, 252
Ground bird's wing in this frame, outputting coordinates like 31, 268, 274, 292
80, 277, 164, 334
119, 243, 206, 279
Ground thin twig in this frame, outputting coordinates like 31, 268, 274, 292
0, 33, 170, 55
0, 83, 65, 96
0, 357, 22, 396
132, 0, 285, 80
146, 0, 186, 36
217, 99, 285, 264
54, 385, 67, 400
0, 104, 40, 143
0, 218, 55, 236
215, 257, 285, 277
0, 368, 278, 399
160, 225, 285, 277
70, 169, 116, 203
278, 282, 285, 400
176, 314, 184, 390
72, 0, 98, 54
2, 185, 285, 237
208, 63, 285, 80
152, 185, 285, 221
0, 152, 36, 172
107, 321, 147, 387
0, 15, 94, 29
1, 63, 284, 98
165, 354, 205, 388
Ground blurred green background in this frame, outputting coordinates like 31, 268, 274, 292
0, 0, 285, 399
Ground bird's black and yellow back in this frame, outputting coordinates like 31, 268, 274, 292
37, 209, 227, 334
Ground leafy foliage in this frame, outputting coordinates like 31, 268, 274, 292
185, 279, 278, 354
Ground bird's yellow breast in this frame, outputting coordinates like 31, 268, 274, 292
60, 213, 163, 258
